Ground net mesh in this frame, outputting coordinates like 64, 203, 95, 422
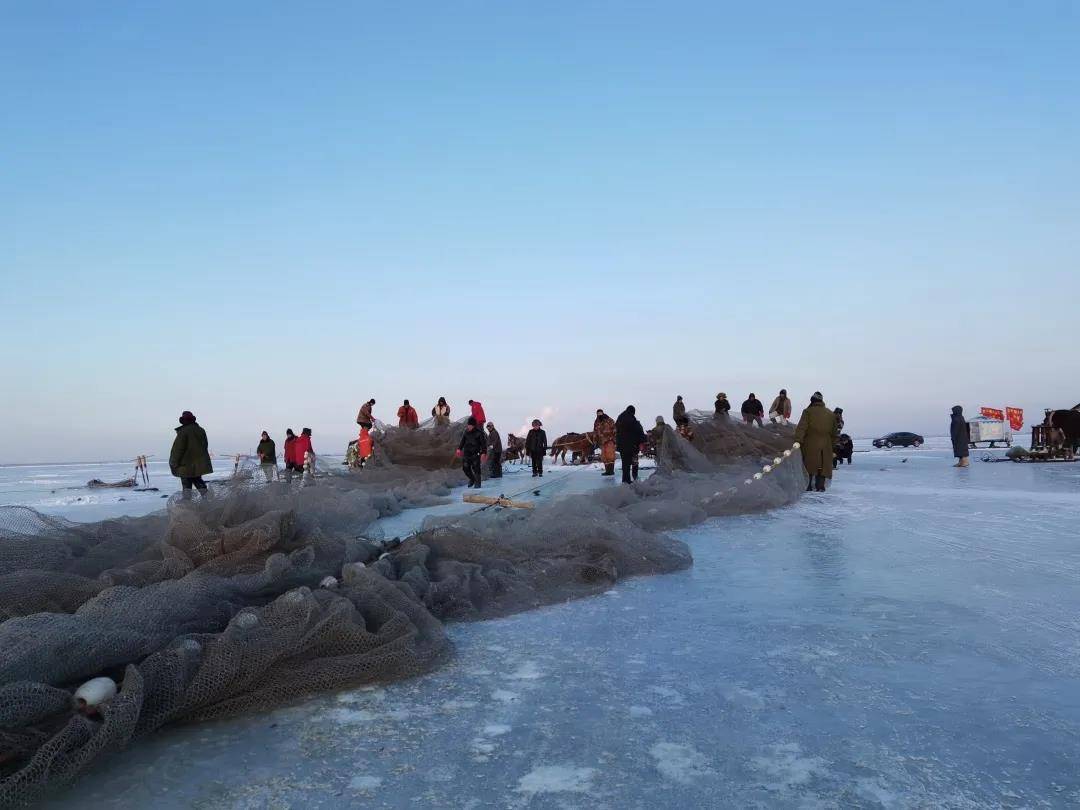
0, 416, 806, 807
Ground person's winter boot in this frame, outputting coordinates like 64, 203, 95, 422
805, 479, 813, 492
958, 457, 970, 468
603, 463, 615, 476
814, 475, 826, 492
632, 463, 639, 481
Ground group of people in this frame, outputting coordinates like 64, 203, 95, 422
169, 387, 852, 498
705, 389, 843, 431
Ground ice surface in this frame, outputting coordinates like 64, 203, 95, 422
36, 437, 1080, 807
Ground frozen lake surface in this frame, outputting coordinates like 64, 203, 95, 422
29, 438, 1080, 808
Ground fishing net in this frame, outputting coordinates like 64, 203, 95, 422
372, 418, 466, 470
0, 416, 806, 807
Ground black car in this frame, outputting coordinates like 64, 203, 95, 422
873, 432, 924, 448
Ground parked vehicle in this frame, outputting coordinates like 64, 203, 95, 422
967, 417, 1011, 448
873, 432, 924, 449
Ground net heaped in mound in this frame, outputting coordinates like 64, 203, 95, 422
0, 414, 806, 806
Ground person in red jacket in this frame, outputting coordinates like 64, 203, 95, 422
283, 428, 300, 482
292, 428, 315, 479
397, 399, 419, 429
468, 399, 486, 427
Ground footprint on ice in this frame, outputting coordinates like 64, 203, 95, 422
751, 742, 828, 791
327, 707, 375, 725
647, 685, 686, 705
507, 661, 542, 680
516, 765, 597, 795
348, 775, 383, 791
650, 742, 715, 784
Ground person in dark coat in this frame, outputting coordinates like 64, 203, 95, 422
741, 394, 764, 427
256, 431, 277, 481
714, 393, 731, 418
673, 396, 688, 427
486, 422, 503, 478
793, 393, 838, 492
615, 405, 646, 484
456, 417, 488, 488
170, 411, 213, 499
950, 406, 971, 467
833, 433, 854, 468
525, 419, 548, 477
833, 407, 845, 433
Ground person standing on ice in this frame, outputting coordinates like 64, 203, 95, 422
769, 390, 792, 425
741, 393, 765, 426
594, 409, 618, 476
432, 397, 451, 427
793, 392, 838, 492
950, 406, 971, 468
486, 422, 503, 478
356, 399, 376, 430
294, 428, 315, 478
397, 399, 419, 429
256, 431, 277, 481
833, 407, 845, 433
170, 411, 213, 499
468, 399, 487, 427
615, 405, 646, 484
714, 392, 731, 418
525, 419, 548, 477
283, 428, 301, 481
673, 395, 689, 427
456, 417, 488, 488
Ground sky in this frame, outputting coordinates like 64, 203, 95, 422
1, 2, 1077, 463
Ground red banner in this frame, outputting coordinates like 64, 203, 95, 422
1006, 407, 1024, 432
980, 407, 1004, 421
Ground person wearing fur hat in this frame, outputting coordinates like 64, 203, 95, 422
170, 411, 212, 499
714, 393, 731, 418
525, 419, 548, 477
794, 392, 838, 492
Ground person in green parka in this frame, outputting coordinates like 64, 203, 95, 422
256, 430, 277, 482
793, 392, 838, 492
170, 410, 213, 498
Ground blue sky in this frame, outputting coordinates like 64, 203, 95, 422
2, 2, 1077, 463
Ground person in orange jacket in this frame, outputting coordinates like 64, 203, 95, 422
397, 399, 419, 429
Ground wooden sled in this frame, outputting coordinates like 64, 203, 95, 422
462, 494, 535, 509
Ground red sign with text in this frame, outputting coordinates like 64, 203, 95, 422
1006, 407, 1024, 432
980, 407, 1004, 421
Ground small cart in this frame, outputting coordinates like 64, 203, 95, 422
967, 417, 1011, 448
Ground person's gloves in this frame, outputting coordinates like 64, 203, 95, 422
481, 454, 488, 462
455, 449, 463, 458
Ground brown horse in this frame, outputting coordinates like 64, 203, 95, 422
1045, 409, 1080, 455
550, 432, 598, 465
505, 433, 527, 464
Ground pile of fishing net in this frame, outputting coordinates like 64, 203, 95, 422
368, 418, 466, 470
681, 409, 797, 461
0, 423, 806, 806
